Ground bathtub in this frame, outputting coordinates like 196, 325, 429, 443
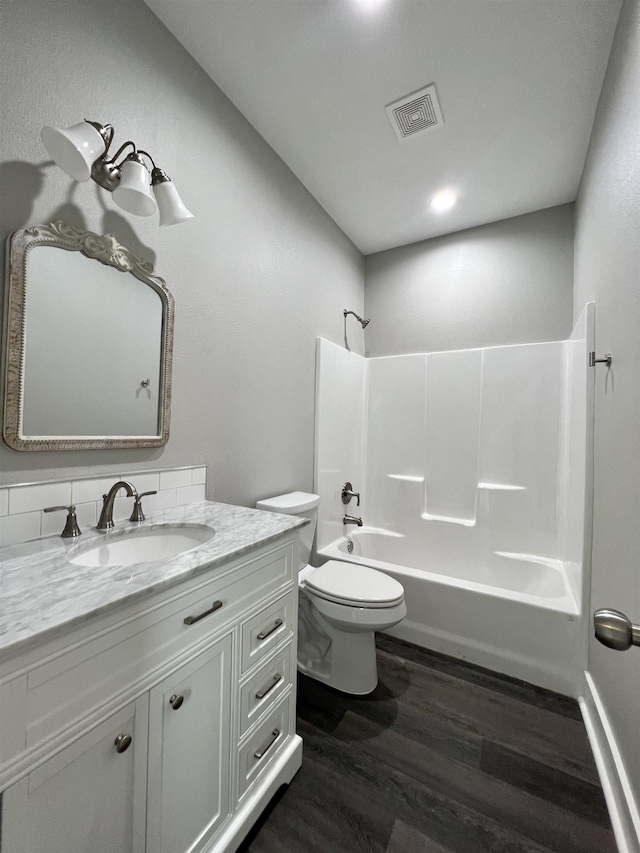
317, 527, 581, 696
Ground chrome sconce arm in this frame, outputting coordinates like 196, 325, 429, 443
41, 119, 194, 226
90, 134, 138, 193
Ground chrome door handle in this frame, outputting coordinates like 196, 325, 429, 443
253, 728, 280, 760
257, 618, 283, 641
594, 609, 640, 651
255, 673, 282, 700
184, 600, 223, 625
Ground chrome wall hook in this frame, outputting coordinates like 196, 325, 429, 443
589, 352, 612, 368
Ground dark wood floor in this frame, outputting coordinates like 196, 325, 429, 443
238, 635, 617, 853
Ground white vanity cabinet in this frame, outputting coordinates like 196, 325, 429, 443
146, 634, 233, 853
1, 697, 149, 853
0, 530, 303, 853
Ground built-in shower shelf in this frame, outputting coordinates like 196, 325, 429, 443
388, 477, 526, 491
477, 483, 527, 491
386, 475, 527, 527
421, 512, 475, 527
387, 474, 425, 483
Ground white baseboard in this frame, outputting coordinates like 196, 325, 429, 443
386, 620, 578, 696
580, 672, 640, 853
208, 735, 303, 853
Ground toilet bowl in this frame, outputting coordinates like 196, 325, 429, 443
299, 561, 406, 694
255, 492, 406, 695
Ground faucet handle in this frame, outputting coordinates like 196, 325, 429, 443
44, 505, 82, 538
129, 491, 157, 523
341, 482, 360, 507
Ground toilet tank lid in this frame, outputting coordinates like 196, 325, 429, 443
256, 491, 320, 514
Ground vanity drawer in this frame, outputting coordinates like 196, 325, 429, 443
238, 644, 293, 737
236, 692, 294, 801
23, 544, 294, 756
240, 591, 295, 673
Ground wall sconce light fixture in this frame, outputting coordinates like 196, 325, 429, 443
41, 120, 194, 226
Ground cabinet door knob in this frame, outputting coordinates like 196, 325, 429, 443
114, 733, 132, 753
169, 693, 184, 710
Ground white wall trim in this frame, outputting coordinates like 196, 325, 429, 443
387, 621, 577, 698
580, 671, 640, 853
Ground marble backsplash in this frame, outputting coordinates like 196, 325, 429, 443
0, 465, 207, 547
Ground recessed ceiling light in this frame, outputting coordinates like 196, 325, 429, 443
429, 190, 457, 212
353, 0, 387, 11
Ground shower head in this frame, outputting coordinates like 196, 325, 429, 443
343, 309, 370, 329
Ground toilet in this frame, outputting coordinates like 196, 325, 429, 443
256, 491, 406, 695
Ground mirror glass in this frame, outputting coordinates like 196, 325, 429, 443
2, 222, 174, 451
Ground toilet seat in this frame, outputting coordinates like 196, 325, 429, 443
303, 561, 404, 609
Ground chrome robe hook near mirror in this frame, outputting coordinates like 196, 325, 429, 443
41, 119, 193, 226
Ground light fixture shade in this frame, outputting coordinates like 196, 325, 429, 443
41, 122, 106, 182
153, 180, 194, 226
112, 160, 157, 217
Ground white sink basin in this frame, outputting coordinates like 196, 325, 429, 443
68, 524, 216, 568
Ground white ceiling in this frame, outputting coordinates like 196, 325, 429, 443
144, 0, 621, 255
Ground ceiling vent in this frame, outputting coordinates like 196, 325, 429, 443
386, 84, 443, 142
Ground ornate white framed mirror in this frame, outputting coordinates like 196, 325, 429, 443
2, 221, 174, 451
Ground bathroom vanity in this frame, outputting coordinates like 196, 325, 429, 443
0, 501, 306, 853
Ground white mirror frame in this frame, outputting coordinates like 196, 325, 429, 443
2, 221, 174, 451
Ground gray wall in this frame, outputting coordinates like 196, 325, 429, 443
574, 0, 640, 822
0, 0, 364, 506
364, 205, 574, 356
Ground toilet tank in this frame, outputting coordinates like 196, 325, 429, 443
256, 491, 320, 570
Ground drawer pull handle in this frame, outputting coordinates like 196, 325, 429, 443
257, 618, 283, 641
184, 600, 223, 626
254, 728, 280, 760
169, 694, 184, 710
255, 673, 282, 700
114, 734, 132, 754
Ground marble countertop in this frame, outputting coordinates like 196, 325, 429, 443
0, 501, 307, 660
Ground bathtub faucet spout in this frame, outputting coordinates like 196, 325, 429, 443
343, 514, 363, 527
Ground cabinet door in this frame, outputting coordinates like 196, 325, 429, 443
1, 696, 148, 853
147, 634, 232, 853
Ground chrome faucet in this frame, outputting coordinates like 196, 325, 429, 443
97, 480, 136, 531
343, 514, 363, 527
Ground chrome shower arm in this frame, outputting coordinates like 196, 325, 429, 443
343, 309, 370, 328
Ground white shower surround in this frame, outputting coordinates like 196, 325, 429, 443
314, 304, 594, 696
